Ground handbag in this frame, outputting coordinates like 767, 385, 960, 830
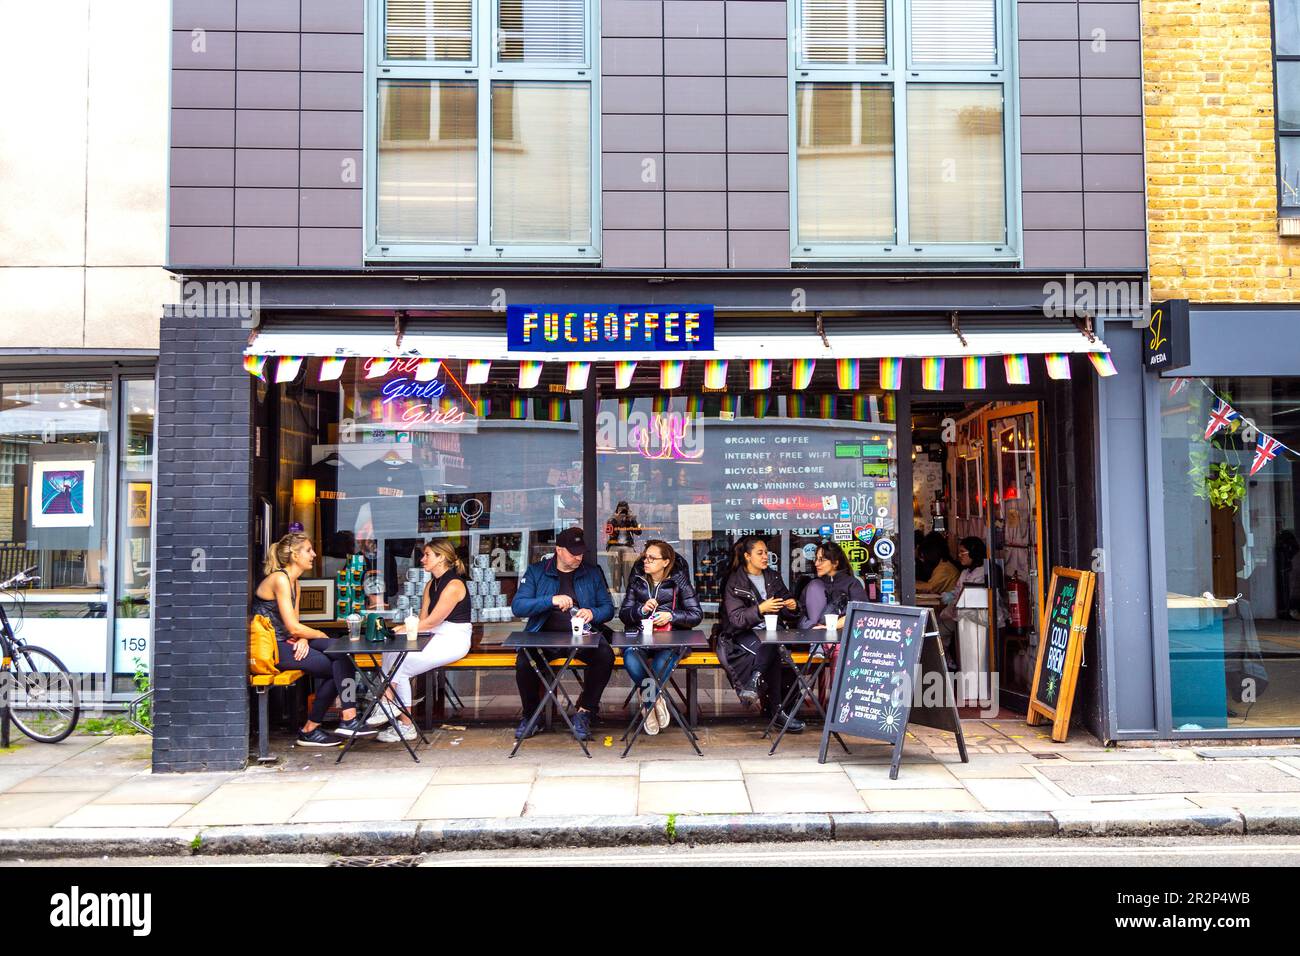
248, 614, 280, 675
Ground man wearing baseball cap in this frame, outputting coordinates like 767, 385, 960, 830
510, 526, 615, 741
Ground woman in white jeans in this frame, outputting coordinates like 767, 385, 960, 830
370, 539, 473, 742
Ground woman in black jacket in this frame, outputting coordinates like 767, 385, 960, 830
799, 541, 868, 629
618, 540, 704, 735
718, 536, 805, 732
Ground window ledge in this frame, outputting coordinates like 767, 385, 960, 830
1280, 218, 1300, 237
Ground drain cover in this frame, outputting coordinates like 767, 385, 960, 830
330, 856, 424, 868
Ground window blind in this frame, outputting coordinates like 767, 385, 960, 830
497, 0, 586, 63
909, 0, 996, 65
800, 0, 887, 65
385, 0, 473, 60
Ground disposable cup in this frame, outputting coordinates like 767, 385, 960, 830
764, 614, 778, 633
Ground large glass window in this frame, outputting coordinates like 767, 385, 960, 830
114, 379, 155, 690
793, 0, 1016, 260
369, 0, 598, 260
1162, 377, 1300, 730
0, 380, 111, 678
1276, 1, 1300, 214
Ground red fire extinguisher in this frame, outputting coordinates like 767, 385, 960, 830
1006, 572, 1031, 633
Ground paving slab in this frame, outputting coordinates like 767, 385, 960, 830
0, 791, 101, 828
7, 772, 133, 794
405, 783, 531, 819
1188, 791, 1300, 809
92, 773, 231, 805
429, 764, 538, 785
55, 803, 192, 828
737, 757, 848, 775
638, 780, 752, 815
963, 778, 1080, 811
858, 788, 985, 811
639, 759, 742, 782
290, 798, 418, 824
312, 768, 437, 801
525, 776, 639, 817
174, 780, 326, 827
744, 772, 867, 813
842, 763, 962, 790
1038, 761, 1300, 796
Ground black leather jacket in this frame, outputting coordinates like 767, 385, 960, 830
618, 556, 704, 631
719, 565, 800, 639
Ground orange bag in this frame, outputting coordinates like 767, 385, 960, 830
248, 614, 281, 675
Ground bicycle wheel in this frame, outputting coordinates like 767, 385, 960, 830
6, 645, 80, 743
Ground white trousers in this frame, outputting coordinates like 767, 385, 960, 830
383, 620, 472, 709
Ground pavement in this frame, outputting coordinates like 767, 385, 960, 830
3, 717, 1300, 859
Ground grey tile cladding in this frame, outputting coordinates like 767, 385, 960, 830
236, 31, 301, 70
726, 1, 789, 39
666, 230, 727, 267
664, 38, 726, 75
234, 110, 299, 148
603, 37, 665, 74
1079, 40, 1140, 78
1018, 40, 1080, 78
664, 76, 726, 113
726, 39, 787, 76
172, 71, 236, 109
235, 71, 300, 110
301, 33, 365, 72
234, 149, 299, 188
173, 0, 235, 31
172, 109, 235, 147
728, 231, 789, 268
236, 0, 300, 32
1022, 191, 1084, 230
172, 30, 235, 70
602, 230, 665, 267
728, 115, 787, 151
728, 192, 789, 230
303, 72, 365, 110
1079, 2, 1141, 40
664, 0, 725, 36
170, 188, 234, 226
1020, 116, 1082, 154
603, 191, 668, 229
1083, 154, 1144, 191
665, 114, 728, 152
1017, 3, 1080, 39
603, 153, 665, 190
234, 187, 297, 226
666, 192, 727, 229
1022, 231, 1085, 269
301, 189, 364, 228
1084, 230, 1146, 268
300, 111, 365, 149
602, 75, 664, 113
602, 0, 663, 37
171, 148, 234, 187
603, 114, 665, 152
302, 0, 365, 33
299, 228, 363, 267
665, 153, 727, 190
1019, 78, 1081, 115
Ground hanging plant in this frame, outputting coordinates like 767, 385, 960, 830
1205, 462, 1246, 512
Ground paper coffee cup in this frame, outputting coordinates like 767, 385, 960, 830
641, 618, 655, 640
825, 613, 839, 633
764, 614, 778, 632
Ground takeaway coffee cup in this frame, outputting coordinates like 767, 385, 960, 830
825, 613, 839, 634
641, 617, 655, 641
346, 614, 362, 642
764, 614, 778, 633
570, 615, 585, 641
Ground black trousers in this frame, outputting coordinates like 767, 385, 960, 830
516, 639, 615, 716
279, 638, 356, 724
726, 634, 797, 718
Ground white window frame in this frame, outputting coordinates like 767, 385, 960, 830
788, 0, 1021, 262
365, 0, 602, 262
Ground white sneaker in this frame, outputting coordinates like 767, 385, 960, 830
366, 699, 398, 727
654, 694, 671, 730
377, 722, 418, 743
643, 700, 660, 736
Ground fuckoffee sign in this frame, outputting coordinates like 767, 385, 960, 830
507, 305, 715, 353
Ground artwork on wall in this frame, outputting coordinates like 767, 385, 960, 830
31, 460, 96, 528
128, 482, 152, 528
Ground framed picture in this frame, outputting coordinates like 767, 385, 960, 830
31, 459, 95, 528
297, 578, 335, 621
127, 482, 152, 528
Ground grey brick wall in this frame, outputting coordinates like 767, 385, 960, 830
601, 0, 791, 268
169, 0, 364, 268
152, 310, 253, 772
1018, 0, 1146, 269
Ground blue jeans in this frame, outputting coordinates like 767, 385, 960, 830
623, 647, 682, 703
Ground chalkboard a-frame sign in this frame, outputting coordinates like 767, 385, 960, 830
819, 602, 969, 780
1026, 567, 1096, 742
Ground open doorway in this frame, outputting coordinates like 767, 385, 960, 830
911, 400, 1047, 713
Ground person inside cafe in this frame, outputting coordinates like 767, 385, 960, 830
718, 536, 805, 733
618, 539, 703, 736
605, 500, 641, 592
510, 527, 616, 742
370, 539, 474, 743
938, 536, 994, 657
916, 532, 961, 595
252, 532, 376, 747
799, 540, 868, 629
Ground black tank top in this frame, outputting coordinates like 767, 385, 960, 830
428, 571, 472, 624
251, 570, 296, 642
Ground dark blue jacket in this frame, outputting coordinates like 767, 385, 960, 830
511, 557, 616, 633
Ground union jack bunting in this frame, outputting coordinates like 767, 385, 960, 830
1204, 398, 1239, 441
1250, 433, 1285, 476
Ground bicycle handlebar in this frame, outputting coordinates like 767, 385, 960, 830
0, 567, 40, 590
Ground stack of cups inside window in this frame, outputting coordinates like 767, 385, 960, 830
468, 554, 507, 623
394, 567, 431, 620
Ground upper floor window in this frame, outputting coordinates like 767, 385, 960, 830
367, 0, 599, 261
1275, 0, 1300, 217
791, 0, 1018, 261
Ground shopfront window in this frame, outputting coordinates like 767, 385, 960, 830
114, 379, 155, 690
265, 359, 581, 638
1162, 377, 1300, 730
594, 363, 899, 617
0, 379, 111, 678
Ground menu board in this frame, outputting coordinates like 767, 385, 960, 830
820, 602, 968, 779
1027, 567, 1096, 742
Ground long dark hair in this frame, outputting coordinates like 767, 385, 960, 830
731, 535, 768, 574
960, 536, 987, 568
642, 539, 677, 576
816, 541, 851, 575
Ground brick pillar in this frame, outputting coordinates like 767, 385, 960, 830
152, 308, 252, 772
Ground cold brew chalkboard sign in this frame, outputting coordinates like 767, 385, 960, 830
1027, 567, 1096, 742
819, 602, 968, 779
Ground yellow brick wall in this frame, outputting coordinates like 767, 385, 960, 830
1144, 0, 1300, 301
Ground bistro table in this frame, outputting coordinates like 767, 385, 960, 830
319, 632, 434, 764
757, 627, 851, 756
611, 629, 710, 758
504, 630, 605, 758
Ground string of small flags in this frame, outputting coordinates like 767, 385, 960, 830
1193, 379, 1294, 477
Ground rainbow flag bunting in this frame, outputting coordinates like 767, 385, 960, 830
614, 361, 637, 390
851, 395, 871, 422
704, 359, 729, 390
749, 359, 772, 390
518, 361, 543, 389
879, 358, 902, 391
652, 395, 670, 415
962, 356, 986, 390
818, 394, 835, 419
243, 355, 267, 380
921, 357, 945, 391
565, 361, 591, 392
545, 398, 568, 422
686, 394, 703, 417
660, 360, 684, 390
791, 359, 816, 391
788, 394, 807, 418
1044, 353, 1071, 380
474, 396, 491, 417
365, 358, 393, 379
1087, 351, 1118, 377
508, 397, 528, 419
275, 356, 304, 384
318, 357, 347, 382
882, 394, 896, 422
1003, 354, 1030, 386
719, 394, 741, 419
752, 394, 772, 419
414, 358, 442, 382
836, 358, 860, 391
465, 360, 491, 385
617, 396, 634, 422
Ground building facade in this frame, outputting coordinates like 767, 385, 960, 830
157, 0, 1149, 771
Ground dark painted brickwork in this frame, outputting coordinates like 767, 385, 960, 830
169, 0, 365, 268
152, 310, 253, 772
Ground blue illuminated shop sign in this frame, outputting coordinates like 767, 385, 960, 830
507, 305, 715, 353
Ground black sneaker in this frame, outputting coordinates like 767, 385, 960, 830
515, 719, 543, 741
297, 727, 343, 747
333, 716, 379, 737
774, 710, 806, 734
571, 710, 594, 741
738, 671, 763, 705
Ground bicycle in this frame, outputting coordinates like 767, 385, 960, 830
0, 566, 81, 743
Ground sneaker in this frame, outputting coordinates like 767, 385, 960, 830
296, 727, 343, 748
333, 716, 379, 737
773, 709, 806, 734
515, 719, 543, 741
642, 702, 660, 736
365, 699, 399, 727
738, 671, 763, 705
571, 710, 594, 741
654, 693, 671, 730
377, 722, 419, 743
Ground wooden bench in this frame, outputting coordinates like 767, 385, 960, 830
250, 670, 306, 763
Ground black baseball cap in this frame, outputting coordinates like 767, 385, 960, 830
555, 527, 587, 556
